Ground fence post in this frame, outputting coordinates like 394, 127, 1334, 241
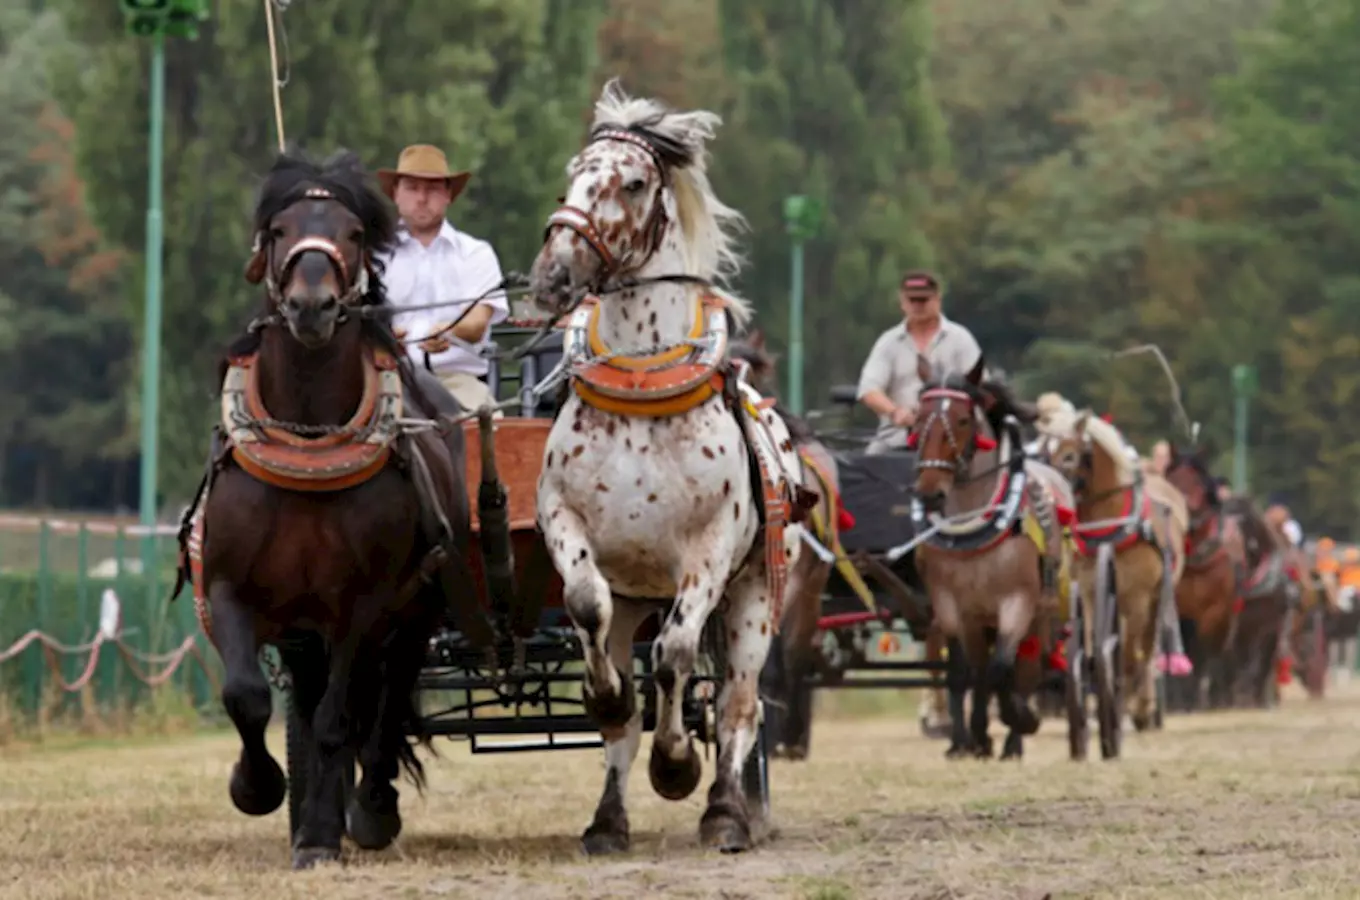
29, 519, 52, 715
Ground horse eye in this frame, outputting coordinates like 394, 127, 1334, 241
624, 178, 646, 193
349, 229, 363, 242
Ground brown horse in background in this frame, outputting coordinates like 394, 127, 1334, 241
1164, 448, 1245, 709
1220, 496, 1293, 707
732, 330, 850, 760
911, 356, 1072, 760
172, 150, 491, 868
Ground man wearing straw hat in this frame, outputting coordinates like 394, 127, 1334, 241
376, 143, 509, 413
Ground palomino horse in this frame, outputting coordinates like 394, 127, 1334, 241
1163, 447, 1246, 709
172, 151, 489, 868
529, 81, 810, 854
909, 356, 1074, 760
731, 330, 870, 761
1034, 394, 1187, 747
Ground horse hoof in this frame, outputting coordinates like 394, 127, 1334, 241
971, 737, 994, 759
345, 793, 402, 851
700, 808, 752, 854
291, 845, 342, 871
944, 742, 972, 760
1001, 734, 1024, 760
649, 740, 703, 800
920, 721, 951, 741
784, 744, 808, 761
581, 823, 630, 856
1131, 712, 1153, 732
229, 756, 286, 816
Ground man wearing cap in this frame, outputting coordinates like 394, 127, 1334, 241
855, 269, 983, 455
376, 143, 509, 413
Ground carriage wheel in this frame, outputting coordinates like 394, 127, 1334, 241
285, 688, 355, 844
1093, 544, 1123, 760
1064, 579, 1089, 762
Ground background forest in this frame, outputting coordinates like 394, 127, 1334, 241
2, 0, 1357, 536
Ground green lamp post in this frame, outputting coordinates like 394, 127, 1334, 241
119, 0, 207, 641
782, 195, 823, 415
1231, 363, 1257, 495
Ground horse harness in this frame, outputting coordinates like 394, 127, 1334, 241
169, 188, 459, 643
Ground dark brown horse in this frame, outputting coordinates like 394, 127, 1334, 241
173, 150, 489, 869
1221, 495, 1292, 708
1164, 448, 1245, 709
731, 331, 848, 760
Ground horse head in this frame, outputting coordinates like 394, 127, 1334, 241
910, 354, 998, 512
1165, 445, 1220, 520
730, 329, 778, 395
242, 149, 397, 349
529, 79, 749, 329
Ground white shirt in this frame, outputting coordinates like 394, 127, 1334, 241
1283, 519, 1303, 547
377, 220, 509, 376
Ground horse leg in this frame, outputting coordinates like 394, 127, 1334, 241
699, 565, 774, 853
992, 593, 1038, 761
943, 634, 973, 759
965, 627, 994, 759
777, 558, 824, 761
209, 581, 286, 818
920, 626, 950, 739
543, 506, 635, 732
581, 600, 654, 856
293, 623, 367, 869
1126, 588, 1159, 731
346, 616, 430, 852
759, 629, 791, 759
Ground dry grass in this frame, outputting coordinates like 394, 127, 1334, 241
3, 683, 1360, 900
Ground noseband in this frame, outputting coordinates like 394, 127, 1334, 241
544, 129, 672, 282
909, 387, 995, 473
259, 186, 369, 313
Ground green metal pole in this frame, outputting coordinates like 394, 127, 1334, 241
787, 239, 805, 415
139, 34, 166, 646
1232, 390, 1248, 495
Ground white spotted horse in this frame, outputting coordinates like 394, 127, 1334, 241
528, 80, 813, 854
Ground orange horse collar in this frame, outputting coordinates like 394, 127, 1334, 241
564, 293, 730, 417
220, 345, 404, 492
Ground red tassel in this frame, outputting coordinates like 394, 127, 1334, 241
1100, 413, 1114, 423
1055, 506, 1076, 526
1017, 635, 1041, 661
974, 435, 997, 451
836, 497, 856, 531
1286, 565, 1300, 582
905, 431, 919, 449
1047, 646, 1068, 673
1233, 597, 1245, 614
1276, 656, 1293, 686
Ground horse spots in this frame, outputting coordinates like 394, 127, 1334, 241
545, 451, 554, 468
550, 509, 560, 521
723, 480, 731, 496
727, 666, 736, 680
628, 512, 639, 520
572, 420, 583, 433
577, 548, 589, 562
760, 622, 768, 635
651, 330, 660, 344
729, 630, 740, 643
635, 477, 643, 487
636, 322, 644, 335
649, 311, 657, 326
719, 446, 727, 455
596, 482, 609, 492
605, 419, 616, 437
648, 493, 658, 503
702, 446, 715, 460
734, 502, 741, 519
572, 445, 585, 458
780, 439, 793, 452
625, 437, 632, 450
620, 306, 630, 320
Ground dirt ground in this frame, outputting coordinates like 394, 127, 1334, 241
2, 683, 1360, 900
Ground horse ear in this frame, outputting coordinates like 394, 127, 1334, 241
965, 353, 985, 387
1074, 411, 1089, 433
916, 353, 933, 384
244, 250, 267, 284
748, 328, 765, 350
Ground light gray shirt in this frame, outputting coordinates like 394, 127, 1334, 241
855, 314, 983, 451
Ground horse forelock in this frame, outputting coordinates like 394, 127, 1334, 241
584, 79, 751, 324
1080, 415, 1135, 481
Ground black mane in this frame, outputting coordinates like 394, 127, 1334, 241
1169, 447, 1220, 510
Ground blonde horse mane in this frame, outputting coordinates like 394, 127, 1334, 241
589, 79, 752, 326
1034, 391, 1136, 482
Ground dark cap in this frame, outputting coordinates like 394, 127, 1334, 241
900, 269, 941, 294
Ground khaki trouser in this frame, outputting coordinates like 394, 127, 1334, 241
436, 370, 502, 418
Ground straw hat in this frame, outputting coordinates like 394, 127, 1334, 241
377, 144, 470, 202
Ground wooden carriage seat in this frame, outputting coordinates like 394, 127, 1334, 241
460, 418, 553, 531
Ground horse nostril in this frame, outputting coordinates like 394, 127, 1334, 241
319, 296, 338, 312
284, 296, 303, 314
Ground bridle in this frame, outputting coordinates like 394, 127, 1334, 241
543, 129, 672, 284
908, 387, 996, 474
256, 186, 369, 318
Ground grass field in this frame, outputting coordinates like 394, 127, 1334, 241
2, 684, 1359, 900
